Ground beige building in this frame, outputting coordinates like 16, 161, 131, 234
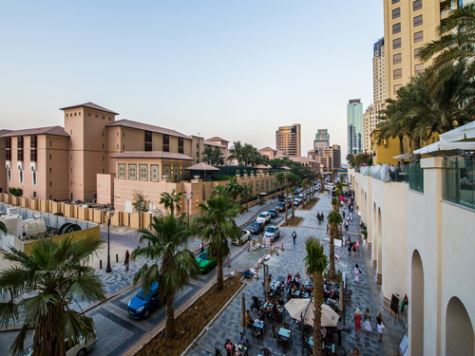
259, 146, 284, 160
204, 136, 229, 162
384, 0, 464, 99
275, 124, 301, 157
363, 105, 380, 153
350, 148, 475, 354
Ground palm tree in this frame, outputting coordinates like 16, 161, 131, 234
0, 221, 6, 235
160, 190, 183, 216
287, 173, 300, 219
0, 237, 105, 356
304, 238, 328, 356
132, 215, 198, 337
228, 141, 244, 165
240, 183, 253, 212
420, 4, 475, 81
276, 172, 290, 222
327, 211, 342, 280
192, 193, 240, 290
226, 177, 244, 203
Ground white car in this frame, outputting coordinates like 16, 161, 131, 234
25, 331, 96, 356
256, 211, 272, 224
264, 225, 280, 242
232, 230, 251, 246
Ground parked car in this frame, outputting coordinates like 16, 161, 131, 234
232, 230, 251, 246
128, 282, 161, 319
278, 195, 286, 202
25, 328, 97, 356
256, 211, 272, 224
264, 225, 280, 242
268, 208, 278, 218
276, 203, 286, 212
293, 198, 301, 206
248, 221, 265, 234
195, 249, 217, 273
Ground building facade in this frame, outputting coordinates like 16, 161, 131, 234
313, 129, 330, 152
347, 99, 363, 155
322, 145, 341, 172
275, 124, 301, 157
373, 38, 386, 112
363, 105, 380, 153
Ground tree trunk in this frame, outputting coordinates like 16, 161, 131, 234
313, 272, 323, 356
33, 303, 65, 356
329, 225, 336, 280
165, 293, 176, 337
398, 135, 404, 155
217, 257, 224, 290
284, 191, 289, 223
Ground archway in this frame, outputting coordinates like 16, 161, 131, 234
446, 297, 474, 355
377, 207, 382, 284
411, 250, 424, 356
371, 203, 377, 264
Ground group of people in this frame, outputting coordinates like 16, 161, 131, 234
316, 212, 325, 225
353, 308, 386, 342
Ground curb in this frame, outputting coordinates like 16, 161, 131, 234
180, 281, 247, 356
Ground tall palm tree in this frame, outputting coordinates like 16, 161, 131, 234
421, 4, 475, 81
228, 141, 244, 165
226, 177, 244, 203
192, 193, 240, 290
304, 238, 328, 356
276, 172, 289, 222
160, 190, 183, 217
0, 237, 105, 356
327, 211, 342, 280
132, 215, 198, 337
287, 173, 300, 219
0, 221, 7, 235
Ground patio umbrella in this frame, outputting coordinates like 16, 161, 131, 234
284, 299, 339, 327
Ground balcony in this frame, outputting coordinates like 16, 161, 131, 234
444, 156, 475, 209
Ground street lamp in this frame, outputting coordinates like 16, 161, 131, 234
106, 206, 115, 273
184, 192, 193, 227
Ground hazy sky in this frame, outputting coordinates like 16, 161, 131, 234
0, 1, 383, 158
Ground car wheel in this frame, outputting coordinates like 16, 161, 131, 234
143, 309, 150, 319
77, 348, 87, 356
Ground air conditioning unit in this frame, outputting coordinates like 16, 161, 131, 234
5, 160, 11, 169
17, 161, 23, 170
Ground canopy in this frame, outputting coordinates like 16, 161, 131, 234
281, 166, 291, 170
284, 298, 339, 328
254, 164, 271, 170
185, 162, 219, 171
413, 141, 475, 155
393, 152, 415, 161
440, 121, 475, 142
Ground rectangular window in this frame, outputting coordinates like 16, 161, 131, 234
17, 148, 23, 161
144, 131, 152, 151
150, 165, 160, 181
393, 68, 402, 79
118, 163, 126, 179
415, 63, 424, 74
178, 137, 184, 154
392, 8, 400, 19
17, 136, 24, 161
139, 164, 148, 181
163, 135, 170, 152
5, 138, 11, 160
413, 0, 422, 11
413, 15, 423, 27
392, 0, 400, 4
414, 31, 423, 43
30, 135, 37, 161
128, 164, 137, 180
162, 164, 171, 179
393, 38, 402, 49
414, 47, 423, 59
392, 23, 401, 34
393, 53, 402, 64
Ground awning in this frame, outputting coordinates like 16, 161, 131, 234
414, 141, 475, 155
284, 298, 339, 327
440, 121, 475, 142
185, 162, 219, 171
254, 164, 271, 169
393, 153, 415, 160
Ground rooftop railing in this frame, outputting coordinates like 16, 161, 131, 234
444, 156, 475, 210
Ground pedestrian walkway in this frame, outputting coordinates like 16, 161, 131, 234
187, 192, 406, 356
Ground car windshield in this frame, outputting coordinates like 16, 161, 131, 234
266, 226, 276, 233
259, 213, 267, 217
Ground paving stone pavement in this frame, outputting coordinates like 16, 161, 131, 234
187, 192, 406, 356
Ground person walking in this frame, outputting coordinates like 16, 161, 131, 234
351, 346, 361, 356
124, 250, 130, 272
377, 318, 385, 342
354, 308, 362, 337
292, 231, 297, 245
363, 308, 372, 334
354, 264, 361, 283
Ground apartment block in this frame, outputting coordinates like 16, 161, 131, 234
275, 124, 301, 157
347, 99, 363, 155
313, 129, 330, 152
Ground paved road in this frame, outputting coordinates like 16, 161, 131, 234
0, 199, 285, 356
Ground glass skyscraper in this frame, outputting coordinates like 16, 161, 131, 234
347, 99, 363, 155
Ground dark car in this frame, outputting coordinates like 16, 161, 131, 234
248, 221, 264, 234
276, 203, 286, 212
128, 282, 161, 319
268, 209, 278, 218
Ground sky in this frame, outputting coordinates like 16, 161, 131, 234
0, 0, 383, 159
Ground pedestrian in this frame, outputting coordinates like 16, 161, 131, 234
351, 346, 361, 356
354, 308, 362, 336
377, 319, 385, 342
354, 264, 361, 283
124, 250, 130, 271
336, 317, 343, 345
292, 231, 297, 244
348, 241, 352, 256
355, 239, 360, 256
363, 308, 372, 334
343, 211, 346, 219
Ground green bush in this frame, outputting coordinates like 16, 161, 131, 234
8, 187, 23, 197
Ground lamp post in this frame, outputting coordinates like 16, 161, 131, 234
184, 192, 193, 227
106, 206, 115, 273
